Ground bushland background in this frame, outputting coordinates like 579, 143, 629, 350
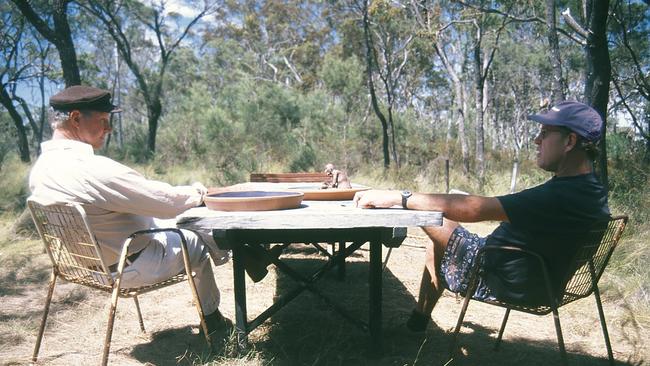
1, 1, 649, 365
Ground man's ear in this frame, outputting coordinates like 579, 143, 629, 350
68, 110, 81, 128
565, 132, 579, 152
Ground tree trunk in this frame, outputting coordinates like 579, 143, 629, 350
474, 37, 485, 182
387, 106, 399, 168
362, 0, 390, 168
0, 88, 30, 162
545, 0, 567, 102
146, 99, 162, 155
11, 0, 81, 86
646, 105, 650, 163
38, 66, 47, 154
435, 44, 469, 174
583, 0, 611, 189
51, 2, 81, 86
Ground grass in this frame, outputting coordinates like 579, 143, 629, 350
1, 151, 649, 365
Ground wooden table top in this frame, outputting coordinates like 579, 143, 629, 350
177, 200, 443, 231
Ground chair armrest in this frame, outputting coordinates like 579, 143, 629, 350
114, 228, 189, 274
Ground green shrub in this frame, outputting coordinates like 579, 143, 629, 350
0, 154, 30, 213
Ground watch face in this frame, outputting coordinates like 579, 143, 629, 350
401, 190, 412, 209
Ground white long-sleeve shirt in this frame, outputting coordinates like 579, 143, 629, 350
29, 139, 203, 264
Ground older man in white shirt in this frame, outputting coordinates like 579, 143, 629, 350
29, 85, 230, 337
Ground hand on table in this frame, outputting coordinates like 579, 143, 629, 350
353, 189, 401, 208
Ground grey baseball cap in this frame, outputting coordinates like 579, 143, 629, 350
528, 101, 602, 142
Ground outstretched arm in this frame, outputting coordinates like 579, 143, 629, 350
353, 189, 508, 223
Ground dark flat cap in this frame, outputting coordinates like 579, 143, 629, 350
50, 85, 120, 113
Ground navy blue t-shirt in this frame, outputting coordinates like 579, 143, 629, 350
484, 173, 610, 305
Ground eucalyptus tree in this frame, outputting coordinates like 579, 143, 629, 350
544, 0, 568, 102
1, 2, 59, 162
361, 0, 415, 169
489, 34, 547, 167
27, 36, 55, 152
1, 9, 32, 162
212, 0, 333, 88
79, 0, 218, 156
460, 4, 512, 183
319, 53, 366, 168
9, 0, 81, 86
610, 0, 650, 159
411, 0, 472, 173
561, 1, 613, 187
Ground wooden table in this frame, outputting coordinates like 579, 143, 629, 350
177, 199, 442, 356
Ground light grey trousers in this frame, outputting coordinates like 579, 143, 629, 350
117, 229, 223, 315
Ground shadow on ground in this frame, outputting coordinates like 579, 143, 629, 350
241, 255, 631, 366
12, 247, 639, 366
130, 326, 214, 366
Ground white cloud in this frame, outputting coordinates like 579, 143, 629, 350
165, 1, 201, 18
139, 0, 201, 18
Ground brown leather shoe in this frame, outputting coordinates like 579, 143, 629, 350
204, 309, 233, 336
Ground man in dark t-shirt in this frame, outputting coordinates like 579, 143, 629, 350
486, 172, 609, 305
353, 101, 610, 331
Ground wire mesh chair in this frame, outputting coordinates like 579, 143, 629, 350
28, 200, 212, 366
448, 215, 628, 366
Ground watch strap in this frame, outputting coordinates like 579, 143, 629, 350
401, 190, 412, 209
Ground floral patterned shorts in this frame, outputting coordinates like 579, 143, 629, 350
439, 226, 495, 301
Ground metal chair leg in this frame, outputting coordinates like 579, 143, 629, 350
103, 283, 122, 366
133, 295, 145, 332
590, 273, 615, 365
494, 308, 510, 350
32, 270, 57, 362
177, 230, 212, 349
103, 246, 131, 366
551, 307, 568, 366
448, 293, 473, 360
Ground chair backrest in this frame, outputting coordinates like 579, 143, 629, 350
250, 172, 330, 183
559, 215, 628, 305
27, 200, 115, 290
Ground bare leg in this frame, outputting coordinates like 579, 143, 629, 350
415, 219, 459, 316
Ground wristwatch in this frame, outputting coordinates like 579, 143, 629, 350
400, 190, 412, 209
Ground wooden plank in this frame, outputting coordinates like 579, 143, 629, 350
177, 201, 443, 230
250, 172, 330, 183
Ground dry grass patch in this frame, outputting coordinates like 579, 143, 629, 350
0, 226, 648, 365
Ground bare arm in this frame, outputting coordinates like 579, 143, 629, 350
353, 189, 509, 223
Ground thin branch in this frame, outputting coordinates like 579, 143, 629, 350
452, 1, 585, 45
453, 0, 540, 22
561, 8, 590, 38
610, 8, 650, 96
9, 0, 58, 43
612, 75, 650, 139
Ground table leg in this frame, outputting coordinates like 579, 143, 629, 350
368, 239, 382, 357
232, 246, 248, 348
337, 241, 346, 280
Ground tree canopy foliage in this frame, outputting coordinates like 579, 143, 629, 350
1, 0, 648, 188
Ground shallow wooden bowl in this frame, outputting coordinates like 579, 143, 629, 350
286, 185, 371, 200
203, 191, 304, 211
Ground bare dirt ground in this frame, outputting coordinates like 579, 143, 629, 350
1, 223, 647, 366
